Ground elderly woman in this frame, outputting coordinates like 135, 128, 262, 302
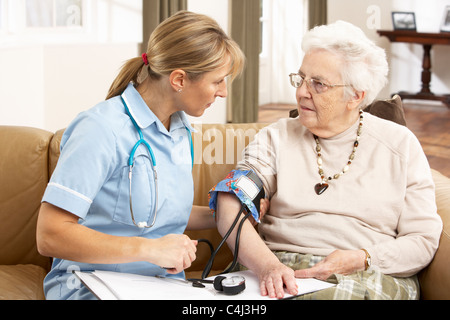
214, 21, 443, 300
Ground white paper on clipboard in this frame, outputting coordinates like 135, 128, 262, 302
74, 269, 335, 300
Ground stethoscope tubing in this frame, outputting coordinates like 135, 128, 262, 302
122, 95, 158, 229
121, 94, 193, 229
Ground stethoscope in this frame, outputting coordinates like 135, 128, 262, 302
121, 94, 193, 229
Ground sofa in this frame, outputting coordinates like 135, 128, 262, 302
1, 114, 449, 300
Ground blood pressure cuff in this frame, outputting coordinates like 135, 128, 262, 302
208, 170, 265, 223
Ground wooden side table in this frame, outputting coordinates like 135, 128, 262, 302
378, 30, 450, 108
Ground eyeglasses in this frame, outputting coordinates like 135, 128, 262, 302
289, 73, 349, 94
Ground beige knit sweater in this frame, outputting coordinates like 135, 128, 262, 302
237, 112, 442, 277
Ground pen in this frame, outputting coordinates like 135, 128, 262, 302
156, 276, 205, 288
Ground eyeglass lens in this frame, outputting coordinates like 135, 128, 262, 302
289, 74, 328, 94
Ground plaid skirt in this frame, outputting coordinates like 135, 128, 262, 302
232, 251, 419, 300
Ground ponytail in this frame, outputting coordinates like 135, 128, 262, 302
106, 57, 146, 100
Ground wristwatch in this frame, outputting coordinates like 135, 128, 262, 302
361, 249, 371, 271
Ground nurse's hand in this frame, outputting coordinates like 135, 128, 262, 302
146, 234, 198, 274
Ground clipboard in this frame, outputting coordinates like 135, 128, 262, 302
74, 269, 335, 300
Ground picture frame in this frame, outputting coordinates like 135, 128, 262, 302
440, 5, 450, 32
392, 12, 417, 31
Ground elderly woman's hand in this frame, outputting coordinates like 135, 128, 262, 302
257, 261, 298, 299
248, 198, 270, 226
259, 198, 270, 218
294, 250, 366, 281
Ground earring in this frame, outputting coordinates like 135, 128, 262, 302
178, 89, 183, 93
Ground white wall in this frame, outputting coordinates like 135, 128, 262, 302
0, 43, 138, 132
328, 0, 450, 101
0, 0, 142, 132
42, 43, 139, 131
1, 45, 45, 128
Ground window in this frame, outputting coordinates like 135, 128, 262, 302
26, 0, 82, 28
0, 0, 91, 45
0, 0, 5, 32
259, 0, 270, 57
259, 0, 307, 105
1, 0, 142, 45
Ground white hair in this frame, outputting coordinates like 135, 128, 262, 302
302, 20, 389, 107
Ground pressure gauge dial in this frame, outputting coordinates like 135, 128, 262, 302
213, 275, 246, 295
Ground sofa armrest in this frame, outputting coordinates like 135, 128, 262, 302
0, 126, 53, 271
419, 169, 450, 300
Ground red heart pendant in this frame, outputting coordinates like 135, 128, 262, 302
314, 183, 329, 195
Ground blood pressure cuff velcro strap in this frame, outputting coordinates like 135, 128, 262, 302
208, 170, 265, 223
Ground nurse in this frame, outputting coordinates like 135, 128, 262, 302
36, 11, 245, 300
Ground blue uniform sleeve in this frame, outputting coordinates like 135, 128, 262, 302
42, 111, 117, 219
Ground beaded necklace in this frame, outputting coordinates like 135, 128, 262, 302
313, 110, 364, 195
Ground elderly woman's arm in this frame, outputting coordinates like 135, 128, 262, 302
294, 249, 367, 280
216, 193, 298, 298
215, 124, 300, 298
366, 137, 443, 277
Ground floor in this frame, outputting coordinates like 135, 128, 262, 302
258, 101, 450, 178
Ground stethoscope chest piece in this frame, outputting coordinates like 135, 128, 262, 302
213, 275, 246, 295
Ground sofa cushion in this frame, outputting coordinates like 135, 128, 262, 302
364, 95, 407, 126
0, 264, 47, 300
0, 126, 53, 271
419, 169, 450, 300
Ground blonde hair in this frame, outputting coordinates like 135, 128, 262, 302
106, 11, 245, 100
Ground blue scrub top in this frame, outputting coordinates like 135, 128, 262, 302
42, 84, 195, 300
